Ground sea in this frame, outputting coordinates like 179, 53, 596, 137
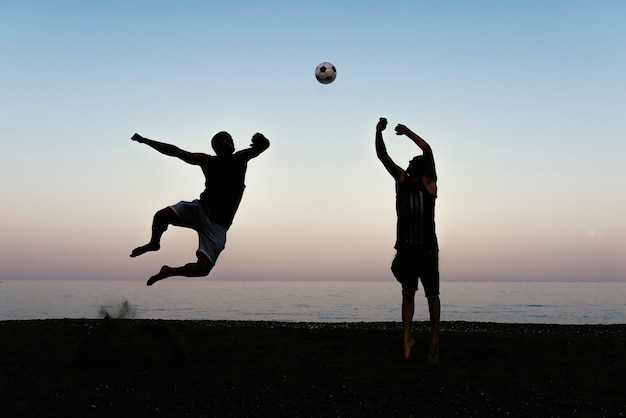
0, 280, 624, 325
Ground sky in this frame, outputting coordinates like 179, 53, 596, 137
1, 1, 625, 283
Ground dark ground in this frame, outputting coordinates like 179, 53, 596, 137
0, 319, 624, 417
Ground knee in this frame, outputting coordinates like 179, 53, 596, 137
402, 289, 416, 303
197, 255, 214, 276
199, 263, 213, 276
153, 207, 177, 228
182, 259, 213, 277
155, 207, 174, 221
427, 295, 440, 306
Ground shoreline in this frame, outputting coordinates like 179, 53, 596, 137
3, 318, 625, 332
1, 319, 624, 416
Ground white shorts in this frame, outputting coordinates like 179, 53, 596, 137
169, 200, 227, 264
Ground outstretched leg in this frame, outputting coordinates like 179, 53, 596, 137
402, 290, 416, 360
427, 295, 441, 364
147, 252, 214, 286
131, 207, 179, 258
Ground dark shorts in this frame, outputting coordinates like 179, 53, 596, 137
391, 248, 439, 298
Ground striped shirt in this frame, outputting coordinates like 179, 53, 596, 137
395, 178, 438, 251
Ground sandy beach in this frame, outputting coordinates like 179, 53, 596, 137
1, 319, 624, 417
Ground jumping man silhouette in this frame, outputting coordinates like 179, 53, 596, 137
130, 131, 270, 286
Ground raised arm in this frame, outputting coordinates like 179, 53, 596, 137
395, 124, 435, 172
131, 133, 207, 165
394, 124, 432, 151
375, 118, 405, 181
235, 133, 270, 160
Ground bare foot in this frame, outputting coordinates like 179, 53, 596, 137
404, 337, 416, 360
428, 336, 439, 364
130, 242, 160, 258
146, 266, 173, 286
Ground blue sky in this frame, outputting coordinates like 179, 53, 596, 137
1, 1, 624, 282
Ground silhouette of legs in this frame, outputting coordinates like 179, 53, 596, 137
130, 207, 180, 257
401, 291, 440, 363
427, 295, 441, 364
146, 252, 214, 286
131, 205, 219, 286
402, 290, 416, 360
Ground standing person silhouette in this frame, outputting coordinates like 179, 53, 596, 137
375, 117, 440, 363
130, 130, 270, 286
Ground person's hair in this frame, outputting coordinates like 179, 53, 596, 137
211, 131, 231, 152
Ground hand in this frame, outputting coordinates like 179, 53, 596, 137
251, 132, 267, 146
394, 124, 409, 136
131, 133, 144, 143
376, 117, 387, 132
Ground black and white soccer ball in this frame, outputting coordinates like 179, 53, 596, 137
315, 62, 337, 84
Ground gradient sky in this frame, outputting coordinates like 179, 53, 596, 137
1, 1, 624, 282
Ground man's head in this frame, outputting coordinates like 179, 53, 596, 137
211, 131, 235, 155
406, 155, 425, 177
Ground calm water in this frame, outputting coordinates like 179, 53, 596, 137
0, 280, 624, 324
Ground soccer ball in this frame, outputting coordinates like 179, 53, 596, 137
315, 62, 337, 84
